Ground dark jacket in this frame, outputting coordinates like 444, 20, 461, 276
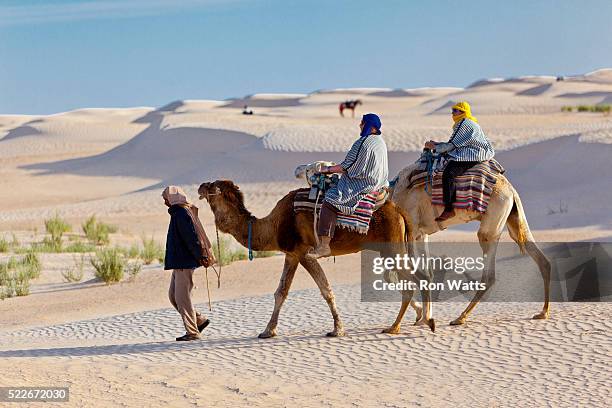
164, 205, 203, 270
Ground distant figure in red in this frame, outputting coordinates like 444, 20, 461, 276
339, 99, 362, 118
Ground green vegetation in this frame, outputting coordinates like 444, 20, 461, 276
253, 250, 277, 259
0, 238, 8, 253
140, 236, 164, 265
44, 214, 71, 251
62, 255, 86, 283
13, 268, 31, 296
126, 261, 143, 282
562, 104, 610, 114
0, 252, 41, 298
20, 251, 41, 279
1, 215, 168, 293
82, 215, 117, 245
213, 235, 248, 266
91, 247, 125, 284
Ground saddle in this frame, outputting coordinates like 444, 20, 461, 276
293, 173, 388, 234
404, 153, 506, 214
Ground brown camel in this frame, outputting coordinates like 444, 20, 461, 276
198, 179, 435, 338
387, 162, 551, 333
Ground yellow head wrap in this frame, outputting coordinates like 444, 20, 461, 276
452, 101, 477, 125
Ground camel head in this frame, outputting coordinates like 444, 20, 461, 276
198, 180, 250, 218
294, 161, 336, 186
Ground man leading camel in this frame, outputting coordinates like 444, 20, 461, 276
307, 113, 388, 258
424, 101, 495, 222
162, 186, 215, 341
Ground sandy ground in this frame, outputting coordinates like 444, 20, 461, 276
0, 69, 611, 407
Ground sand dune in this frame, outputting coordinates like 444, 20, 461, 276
0, 69, 611, 407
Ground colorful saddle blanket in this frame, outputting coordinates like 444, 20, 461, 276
293, 188, 387, 234
405, 158, 505, 213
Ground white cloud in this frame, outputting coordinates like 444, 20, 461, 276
0, 0, 239, 26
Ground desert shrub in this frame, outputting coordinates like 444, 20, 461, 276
1, 280, 15, 299
63, 241, 96, 253
126, 261, 143, 282
37, 238, 61, 252
44, 214, 71, 250
0, 238, 8, 253
127, 243, 141, 259
27, 239, 94, 254
140, 236, 164, 265
0, 257, 19, 285
560, 106, 573, 112
11, 233, 19, 248
12, 268, 31, 296
573, 104, 611, 114
62, 255, 86, 283
82, 215, 117, 245
213, 236, 247, 266
0, 263, 10, 286
20, 251, 41, 280
91, 247, 125, 284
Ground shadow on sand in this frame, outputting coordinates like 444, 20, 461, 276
0, 328, 424, 359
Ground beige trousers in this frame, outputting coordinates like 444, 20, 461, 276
169, 269, 206, 336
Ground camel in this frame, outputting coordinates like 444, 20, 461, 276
198, 179, 435, 338
385, 162, 552, 333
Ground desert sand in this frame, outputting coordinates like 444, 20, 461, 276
0, 69, 611, 407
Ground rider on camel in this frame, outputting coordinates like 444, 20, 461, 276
424, 101, 495, 222
307, 113, 389, 258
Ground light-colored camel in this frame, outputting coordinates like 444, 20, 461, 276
386, 162, 551, 333
198, 179, 435, 338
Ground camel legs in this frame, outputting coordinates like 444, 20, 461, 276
258, 254, 299, 339
507, 219, 551, 319
450, 204, 511, 325
383, 237, 434, 334
382, 288, 416, 334
299, 255, 345, 337
413, 235, 435, 327
450, 232, 499, 325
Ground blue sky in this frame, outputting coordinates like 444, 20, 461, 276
1, 0, 611, 114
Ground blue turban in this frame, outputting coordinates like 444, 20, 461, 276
360, 113, 382, 137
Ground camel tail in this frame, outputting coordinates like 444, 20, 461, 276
507, 188, 530, 255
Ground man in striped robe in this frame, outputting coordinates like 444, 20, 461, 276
425, 101, 495, 222
307, 113, 389, 258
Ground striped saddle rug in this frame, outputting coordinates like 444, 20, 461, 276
405, 158, 505, 213
293, 188, 387, 234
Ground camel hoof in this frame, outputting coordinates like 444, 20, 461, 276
427, 318, 436, 332
382, 326, 400, 335
532, 311, 549, 320
414, 310, 423, 324
258, 330, 276, 339
450, 317, 466, 326
326, 329, 346, 337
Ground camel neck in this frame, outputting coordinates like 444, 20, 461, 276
213, 206, 274, 252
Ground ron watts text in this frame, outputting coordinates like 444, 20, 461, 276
373, 279, 487, 291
